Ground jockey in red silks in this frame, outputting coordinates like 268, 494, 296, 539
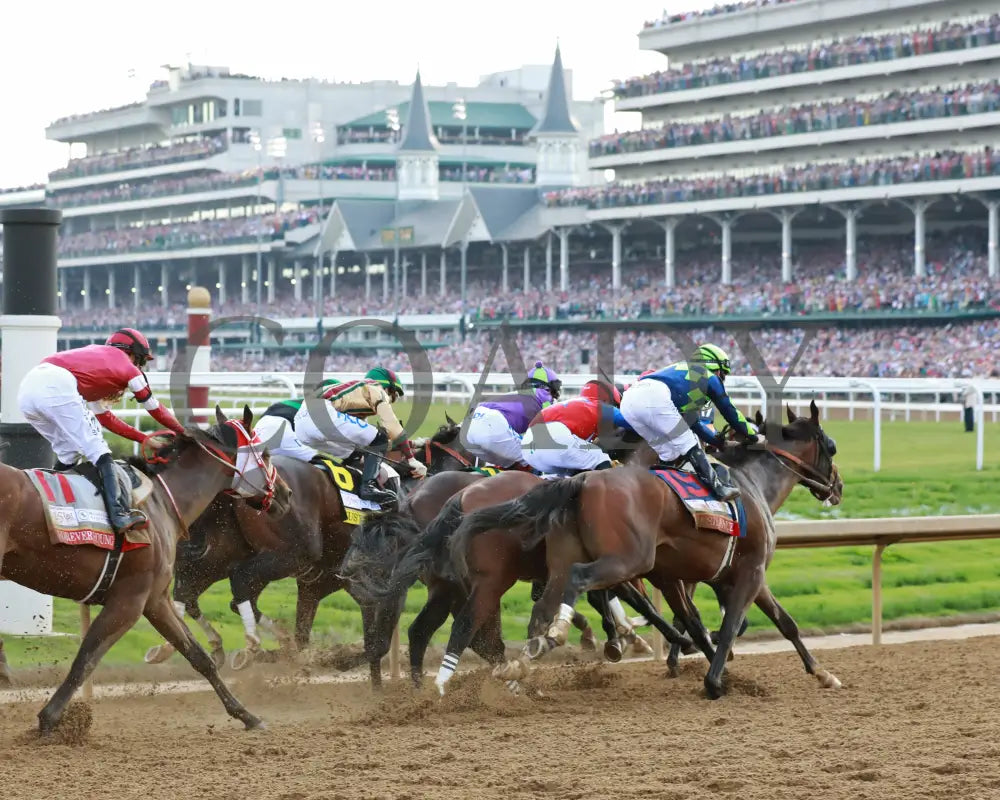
17, 328, 185, 533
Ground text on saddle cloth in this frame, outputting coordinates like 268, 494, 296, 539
652, 467, 747, 538
312, 458, 382, 525
27, 463, 154, 551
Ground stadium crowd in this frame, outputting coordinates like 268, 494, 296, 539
617, 15, 1000, 98
49, 137, 228, 181
643, 0, 798, 28
545, 148, 1000, 209
592, 79, 1000, 156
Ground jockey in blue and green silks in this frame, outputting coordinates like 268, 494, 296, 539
618, 343, 758, 501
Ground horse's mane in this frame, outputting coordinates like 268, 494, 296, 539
126, 424, 235, 477
411, 421, 462, 449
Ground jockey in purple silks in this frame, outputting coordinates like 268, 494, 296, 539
462, 360, 562, 470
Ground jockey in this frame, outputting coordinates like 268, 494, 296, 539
521, 379, 624, 476
463, 360, 561, 469
255, 368, 425, 506
618, 343, 757, 502
17, 328, 184, 533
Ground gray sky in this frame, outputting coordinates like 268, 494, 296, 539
0, 0, 716, 188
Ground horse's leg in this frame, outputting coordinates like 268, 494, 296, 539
611, 580, 702, 668
754, 583, 842, 689
666, 581, 698, 677
228, 551, 299, 667
434, 575, 513, 696
186, 597, 227, 669
37, 597, 145, 735
408, 584, 455, 687
143, 596, 263, 730
703, 566, 765, 700
605, 593, 654, 657
651, 579, 717, 676
0, 637, 12, 687
469, 608, 507, 667
586, 589, 626, 663
294, 576, 333, 652
573, 610, 598, 652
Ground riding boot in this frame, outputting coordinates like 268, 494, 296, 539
357, 446, 396, 508
53, 460, 74, 472
685, 445, 740, 503
96, 453, 148, 533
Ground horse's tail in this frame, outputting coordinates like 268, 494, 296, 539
449, 475, 587, 581
338, 510, 425, 599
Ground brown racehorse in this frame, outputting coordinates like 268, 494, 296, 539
348, 469, 691, 695
455, 400, 844, 699
143, 420, 478, 673
0, 406, 291, 734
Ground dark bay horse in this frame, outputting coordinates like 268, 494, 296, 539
0, 406, 291, 734
456, 401, 844, 699
344, 470, 690, 694
145, 419, 475, 670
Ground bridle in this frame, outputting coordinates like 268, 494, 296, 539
423, 438, 472, 470
145, 421, 278, 512
765, 436, 840, 501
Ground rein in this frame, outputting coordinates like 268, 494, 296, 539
765, 444, 839, 499
155, 473, 190, 540
424, 438, 472, 469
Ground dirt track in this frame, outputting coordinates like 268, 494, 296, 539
2, 636, 1000, 800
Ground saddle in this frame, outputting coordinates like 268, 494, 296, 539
309, 456, 384, 524
26, 461, 155, 551
650, 464, 747, 538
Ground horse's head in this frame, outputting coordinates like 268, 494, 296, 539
754, 400, 842, 505
199, 405, 292, 516
416, 412, 473, 473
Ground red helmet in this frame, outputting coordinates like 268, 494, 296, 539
106, 328, 153, 365
580, 380, 622, 406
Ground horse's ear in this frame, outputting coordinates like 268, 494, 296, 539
445, 412, 456, 427
215, 405, 226, 426
786, 405, 797, 423
809, 399, 820, 423
243, 404, 254, 430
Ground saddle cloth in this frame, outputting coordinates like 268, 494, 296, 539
467, 465, 502, 477
312, 457, 382, 525
26, 463, 155, 551
652, 466, 747, 538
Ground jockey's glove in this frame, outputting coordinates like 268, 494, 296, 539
407, 457, 428, 479
144, 433, 174, 450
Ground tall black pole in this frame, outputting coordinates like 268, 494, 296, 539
0, 208, 62, 468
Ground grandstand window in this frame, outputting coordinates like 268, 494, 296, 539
283, 127, 302, 139
234, 99, 241, 117
171, 106, 188, 126
242, 99, 263, 116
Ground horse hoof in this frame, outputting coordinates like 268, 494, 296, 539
524, 637, 549, 660
144, 643, 176, 664
816, 669, 842, 689
704, 679, 725, 700
603, 641, 623, 663
493, 658, 529, 682
230, 649, 254, 671
244, 716, 266, 731
667, 663, 680, 679
210, 647, 226, 671
631, 636, 654, 656
580, 631, 597, 652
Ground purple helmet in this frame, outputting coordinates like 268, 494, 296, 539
524, 360, 562, 399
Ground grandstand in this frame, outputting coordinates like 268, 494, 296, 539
3, 4, 1000, 381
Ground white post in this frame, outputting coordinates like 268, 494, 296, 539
975, 385, 984, 471
217, 260, 226, 307
241, 256, 249, 305
439, 249, 447, 297
83, 266, 92, 311
610, 225, 622, 290
845, 209, 857, 281
720, 218, 732, 285
664, 219, 676, 288
913, 200, 927, 278
523, 246, 531, 291
292, 259, 302, 302
106, 265, 115, 309
781, 210, 794, 283
501, 243, 509, 294
558, 228, 570, 292
988, 201, 998, 279
267, 258, 276, 304
58, 270, 67, 312
160, 262, 168, 308
329, 250, 338, 299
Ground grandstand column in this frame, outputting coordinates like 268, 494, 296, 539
835, 206, 859, 281
240, 256, 249, 305
523, 246, 531, 292
293, 260, 302, 302
500, 244, 509, 294
160, 263, 169, 307
439, 250, 446, 297
132, 264, 141, 312
58, 271, 66, 312
106, 266, 115, 309
82, 266, 91, 311
989, 201, 999, 279
267, 258, 276, 304
421, 252, 428, 297
217, 260, 226, 307
545, 232, 553, 292
186, 287, 211, 425
605, 224, 623, 291
912, 200, 929, 278
365, 253, 372, 300
779, 209, 799, 283
717, 217, 733, 285
329, 250, 338, 299
661, 219, 677, 288
557, 228, 570, 292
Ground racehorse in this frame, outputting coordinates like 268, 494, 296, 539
345, 468, 691, 694
144, 418, 475, 670
456, 401, 844, 699
0, 406, 291, 734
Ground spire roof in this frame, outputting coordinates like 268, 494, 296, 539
531, 43, 579, 135
397, 70, 439, 152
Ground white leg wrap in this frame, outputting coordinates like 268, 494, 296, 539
237, 600, 257, 637
435, 651, 460, 694
172, 600, 186, 620
608, 597, 633, 636
196, 614, 222, 645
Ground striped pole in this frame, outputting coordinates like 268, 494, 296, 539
187, 286, 211, 424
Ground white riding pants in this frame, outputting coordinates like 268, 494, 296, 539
293, 403, 377, 459
619, 379, 698, 463
462, 406, 524, 468
521, 421, 610, 476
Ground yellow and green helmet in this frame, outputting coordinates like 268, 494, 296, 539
691, 343, 732, 375
365, 366, 404, 397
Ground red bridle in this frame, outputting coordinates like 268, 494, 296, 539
423, 439, 472, 469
